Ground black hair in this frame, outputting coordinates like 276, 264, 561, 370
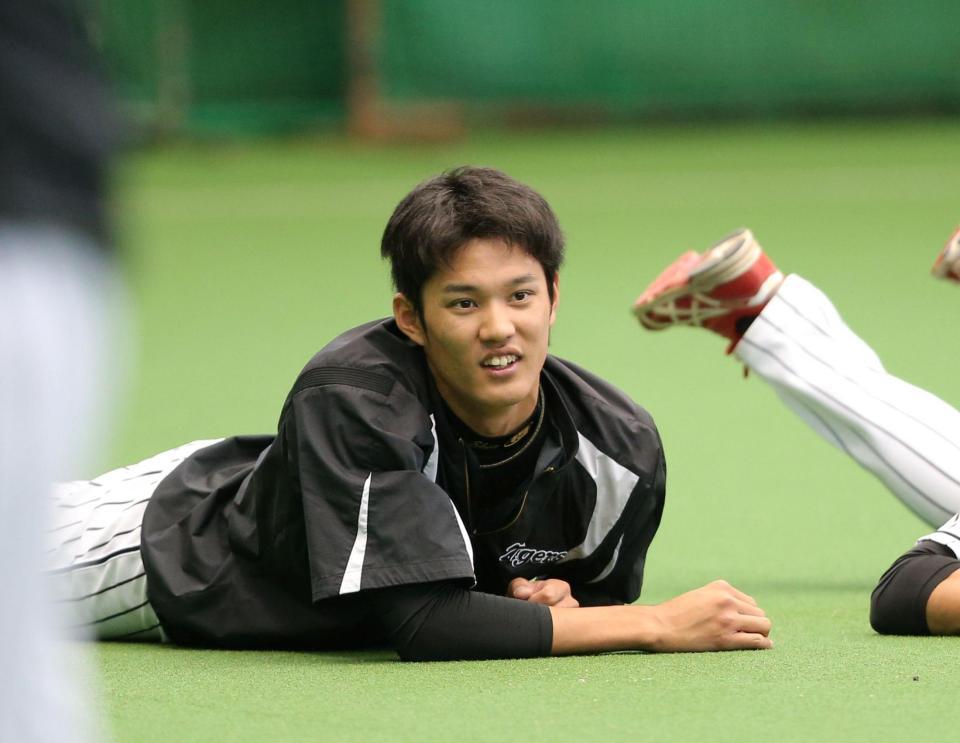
381, 166, 565, 314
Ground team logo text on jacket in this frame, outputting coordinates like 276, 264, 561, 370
499, 542, 568, 568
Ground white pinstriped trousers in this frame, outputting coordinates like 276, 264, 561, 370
45, 439, 222, 641
735, 274, 960, 532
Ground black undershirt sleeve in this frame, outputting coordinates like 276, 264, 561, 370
870, 540, 960, 635
365, 581, 553, 662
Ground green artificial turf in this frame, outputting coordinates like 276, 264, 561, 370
89, 120, 960, 741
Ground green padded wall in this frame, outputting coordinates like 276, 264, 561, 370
380, 0, 960, 116
93, 1, 960, 135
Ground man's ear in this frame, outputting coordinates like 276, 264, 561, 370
393, 293, 426, 346
549, 273, 560, 326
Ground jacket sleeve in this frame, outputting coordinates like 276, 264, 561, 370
281, 369, 476, 602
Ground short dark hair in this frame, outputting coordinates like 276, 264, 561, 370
381, 166, 565, 314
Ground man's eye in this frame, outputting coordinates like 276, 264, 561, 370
512, 291, 533, 301
452, 299, 476, 309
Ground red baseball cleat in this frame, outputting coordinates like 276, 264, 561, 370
633, 228, 783, 352
932, 227, 960, 283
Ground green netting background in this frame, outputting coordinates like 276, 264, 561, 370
91, 0, 960, 135
94, 0, 346, 134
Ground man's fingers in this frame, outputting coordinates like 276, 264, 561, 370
522, 579, 579, 607
729, 632, 774, 650
733, 598, 766, 618
509, 578, 579, 607
709, 580, 766, 617
734, 614, 772, 637
722, 582, 759, 607
508, 577, 534, 600
528, 581, 565, 605
529, 591, 579, 608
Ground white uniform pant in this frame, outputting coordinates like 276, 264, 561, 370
45, 440, 221, 641
735, 274, 960, 546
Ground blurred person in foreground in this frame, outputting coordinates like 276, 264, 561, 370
0, 0, 126, 740
48, 166, 773, 661
634, 226, 960, 636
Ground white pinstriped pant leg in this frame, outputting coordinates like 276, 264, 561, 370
734, 274, 960, 527
44, 439, 223, 640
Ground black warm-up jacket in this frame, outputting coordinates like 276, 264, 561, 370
142, 319, 666, 659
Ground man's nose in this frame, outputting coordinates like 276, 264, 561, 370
478, 303, 515, 343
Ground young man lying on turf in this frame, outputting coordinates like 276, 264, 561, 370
633, 225, 960, 637
49, 167, 773, 660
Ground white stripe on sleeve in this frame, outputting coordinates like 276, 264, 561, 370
339, 473, 372, 595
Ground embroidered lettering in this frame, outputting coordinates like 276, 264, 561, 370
499, 542, 568, 568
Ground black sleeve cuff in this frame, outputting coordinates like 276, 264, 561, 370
870, 541, 960, 635
367, 581, 553, 661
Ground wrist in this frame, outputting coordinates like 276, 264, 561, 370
548, 603, 666, 654
629, 604, 667, 651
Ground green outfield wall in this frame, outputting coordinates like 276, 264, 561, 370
92, 0, 960, 135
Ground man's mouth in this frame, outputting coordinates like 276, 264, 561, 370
481, 353, 519, 369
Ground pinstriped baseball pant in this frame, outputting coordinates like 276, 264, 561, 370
44, 439, 222, 641
735, 274, 960, 539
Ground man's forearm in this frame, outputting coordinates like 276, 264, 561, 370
550, 580, 773, 654
549, 604, 659, 653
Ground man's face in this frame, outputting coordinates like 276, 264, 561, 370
395, 237, 558, 437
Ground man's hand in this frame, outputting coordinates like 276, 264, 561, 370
548, 579, 772, 655
507, 577, 580, 608
647, 580, 772, 652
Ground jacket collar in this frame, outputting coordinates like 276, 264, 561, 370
427, 360, 581, 477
